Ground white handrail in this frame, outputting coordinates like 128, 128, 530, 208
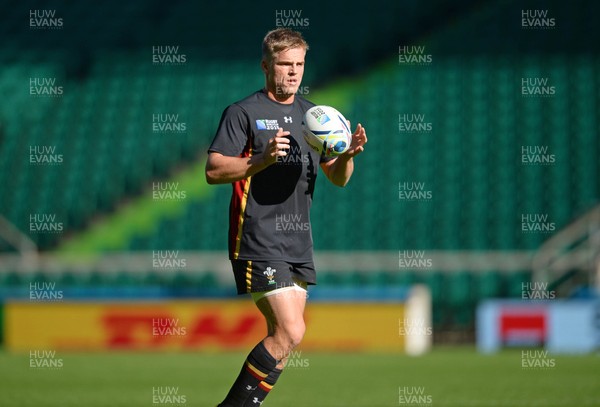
0, 215, 38, 269
532, 205, 600, 287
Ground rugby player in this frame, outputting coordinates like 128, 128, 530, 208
206, 28, 367, 406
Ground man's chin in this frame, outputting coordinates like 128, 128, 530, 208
275, 86, 297, 98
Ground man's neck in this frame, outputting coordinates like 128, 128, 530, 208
263, 87, 295, 105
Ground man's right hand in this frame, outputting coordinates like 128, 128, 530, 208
262, 128, 291, 166
205, 128, 292, 184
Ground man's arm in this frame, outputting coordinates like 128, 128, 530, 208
320, 123, 367, 187
205, 128, 291, 184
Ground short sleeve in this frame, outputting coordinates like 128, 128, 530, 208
208, 104, 250, 157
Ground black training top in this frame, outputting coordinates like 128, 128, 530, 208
208, 90, 333, 262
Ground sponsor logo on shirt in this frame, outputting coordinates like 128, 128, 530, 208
256, 119, 280, 130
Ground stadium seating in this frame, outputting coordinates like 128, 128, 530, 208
1, 0, 597, 335
0, 0, 493, 250
2, 0, 598, 251
120, 53, 598, 253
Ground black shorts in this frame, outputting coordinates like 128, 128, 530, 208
231, 260, 316, 294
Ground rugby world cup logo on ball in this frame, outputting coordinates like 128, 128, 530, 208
302, 105, 351, 157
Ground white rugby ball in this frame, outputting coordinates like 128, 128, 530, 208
302, 105, 352, 157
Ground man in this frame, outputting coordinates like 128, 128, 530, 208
205, 28, 367, 406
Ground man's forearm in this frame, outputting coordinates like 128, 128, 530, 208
328, 155, 354, 187
205, 154, 268, 184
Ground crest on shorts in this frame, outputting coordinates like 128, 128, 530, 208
263, 267, 277, 285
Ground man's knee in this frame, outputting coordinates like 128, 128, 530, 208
276, 319, 305, 350
287, 320, 306, 348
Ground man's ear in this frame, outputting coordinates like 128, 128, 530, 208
261, 59, 269, 75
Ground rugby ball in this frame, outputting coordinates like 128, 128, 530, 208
302, 105, 352, 157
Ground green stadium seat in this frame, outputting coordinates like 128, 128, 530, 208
198, 273, 219, 289
476, 271, 504, 300
507, 271, 532, 298
1, 271, 22, 287
448, 272, 474, 328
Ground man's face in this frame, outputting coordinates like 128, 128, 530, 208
263, 47, 305, 99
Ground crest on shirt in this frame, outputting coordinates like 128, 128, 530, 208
256, 119, 280, 130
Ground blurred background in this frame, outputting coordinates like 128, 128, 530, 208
0, 0, 599, 405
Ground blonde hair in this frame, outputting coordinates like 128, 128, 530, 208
262, 28, 309, 64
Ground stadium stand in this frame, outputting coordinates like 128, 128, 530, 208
0, 0, 598, 334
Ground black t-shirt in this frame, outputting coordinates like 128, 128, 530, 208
208, 90, 332, 262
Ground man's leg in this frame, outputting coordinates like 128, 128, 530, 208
218, 285, 307, 406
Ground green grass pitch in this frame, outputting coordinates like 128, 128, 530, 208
2, 347, 599, 406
